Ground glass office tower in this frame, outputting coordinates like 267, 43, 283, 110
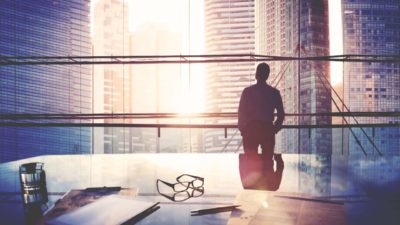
0, 0, 92, 162
255, 0, 332, 154
204, 0, 255, 152
342, 0, 400, 155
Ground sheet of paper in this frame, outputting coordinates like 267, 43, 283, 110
227, 190, 269, 225
47, 195, 157, 225
38, 187, 139, 225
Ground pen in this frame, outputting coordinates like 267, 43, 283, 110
124, 202, 161, 224
85, 186, 121, 192
191, 205, 241, 215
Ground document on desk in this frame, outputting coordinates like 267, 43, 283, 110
226, 190, 269, 225
47, 194, 159, 225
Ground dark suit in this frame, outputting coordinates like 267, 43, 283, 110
238, 82, 285, 166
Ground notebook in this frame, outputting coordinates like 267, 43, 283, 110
47, 194, 159, 225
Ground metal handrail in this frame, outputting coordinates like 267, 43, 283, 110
0, 122, 398, 128
1, 112, 399, 120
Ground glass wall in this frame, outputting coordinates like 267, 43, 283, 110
0, 0, 399, 162
0, 0, 92, 162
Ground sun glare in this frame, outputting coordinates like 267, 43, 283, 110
176, 91, 205, 114
328, 0, 344, 85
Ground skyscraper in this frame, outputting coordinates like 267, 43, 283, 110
255, 0, 331, 154
93, 0, 131, 154
204, 0, 255, 152
341, 0, 400, 155
0, 0, 92, 162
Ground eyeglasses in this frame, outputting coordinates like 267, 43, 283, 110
158, 186, 204, 202
157, 174, 204, 192
176, 174, 204, 189
156, 174, 204, 202
156, 179, 191, 192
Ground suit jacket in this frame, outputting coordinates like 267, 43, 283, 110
238, 82, 285, 133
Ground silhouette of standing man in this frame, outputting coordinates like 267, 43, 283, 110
238, 63, 285, 170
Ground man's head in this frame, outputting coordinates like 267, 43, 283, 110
255, 63, 270, 81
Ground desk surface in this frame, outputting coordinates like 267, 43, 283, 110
1, 153, 400, 225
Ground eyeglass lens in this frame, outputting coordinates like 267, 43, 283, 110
177, 174, 204, 188
173, 182, 189, 192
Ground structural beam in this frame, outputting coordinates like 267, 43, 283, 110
0, 54, 399, 66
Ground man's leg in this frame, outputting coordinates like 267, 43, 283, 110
240, 128, 263, 188
260, 124, 275, 171
242, 121, 262, 156
242, 134, 258, 156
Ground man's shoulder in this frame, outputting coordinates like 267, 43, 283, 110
243, 84, 256, 92
246, 84, 258, 89
266, 84, 281, 94
244, 83, 281, 94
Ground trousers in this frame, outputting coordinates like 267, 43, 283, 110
242, 121, 275, 168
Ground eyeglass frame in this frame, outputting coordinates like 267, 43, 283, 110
157, 186, 204, 202
156, 174, 204, 201
156, 179, 193, 192
176, 174, 204, 189
156, 174, 204, 192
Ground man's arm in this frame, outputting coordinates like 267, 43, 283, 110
238, 88, 248, 134
274, 90, 285, 133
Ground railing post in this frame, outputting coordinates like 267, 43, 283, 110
224, 128, 227, 138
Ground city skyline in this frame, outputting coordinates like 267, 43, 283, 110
0, 2, 398, 224
0, 0, 398, 161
